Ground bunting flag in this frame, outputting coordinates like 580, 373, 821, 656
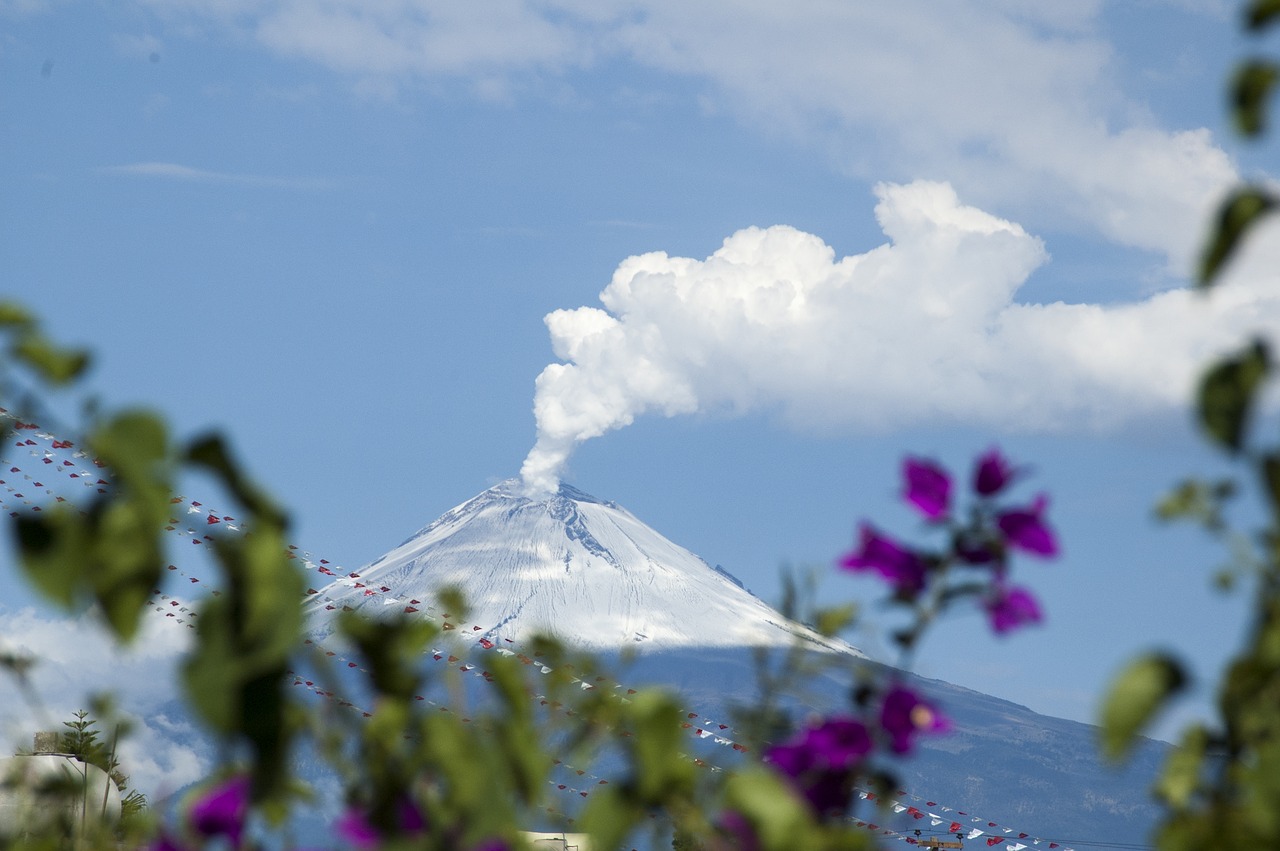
0, 410, 1076, 851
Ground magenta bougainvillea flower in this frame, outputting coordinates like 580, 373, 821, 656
190, 775, 251, 847
973, 448, 1018, 496
335, 810, 380, 850
997, 495, 1058, 557
985, 584, 1043, 634
146, 833, 188, 851
879, 686, 950, 754
337, 797, 426, 849
903, 457, 951, 519
717, 810, 762, 851
839, 524, 928, 594
765, 716, 872, 814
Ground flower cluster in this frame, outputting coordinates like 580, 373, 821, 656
759, 448, 1057, 828
764, 685, 949, 818
840, 448, 1056, 635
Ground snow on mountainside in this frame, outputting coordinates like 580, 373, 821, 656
305, 478, 857, 653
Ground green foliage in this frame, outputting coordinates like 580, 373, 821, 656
1199, 187, 1274, 286
1098, 654, 1186, 762
1232, 60, 1280, 136
1249, 0, 1280, 28
1132, 11, 1280, 848
1197, 339, 1269, 452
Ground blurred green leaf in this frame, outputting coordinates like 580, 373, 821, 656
90, 410, 170, 485
1200, 187, 1275, 285
186, 433, 286, 529
0, 302, 34, 328
1099, 652, 1187, 762
1156, 478, 1236, 530
1155, 724, 1209, 809
724, 768, 814, 851
1233, 60, 1280, 136
627, 690, 695, 805
183, 526, 302, 799
92, 498, 168, 638
339, 614, 432, 701
1198, 340, 1269, 453
12, 332, 90, 385
1247, 0, 1280, 30
814, 603, 857, 637
581, 785, 642, 851
13, 508, 88, 609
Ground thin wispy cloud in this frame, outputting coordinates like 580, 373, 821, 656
141, 1, 1238, 269
103, 161, 333, 190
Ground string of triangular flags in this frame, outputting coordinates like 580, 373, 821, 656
855, 790, 1073, 850
0, 409, 1074, 849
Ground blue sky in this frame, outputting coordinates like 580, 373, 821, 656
1, 0, 1276, 784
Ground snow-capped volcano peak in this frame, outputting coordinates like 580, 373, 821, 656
307, 478, 858, 653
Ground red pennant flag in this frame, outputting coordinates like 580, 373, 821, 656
950, 823, 962, 833
404, 606, 419, 613
987, 839, 1004, 847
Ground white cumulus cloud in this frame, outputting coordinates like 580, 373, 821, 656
0, 607, 209, 798
521, 180, 1279, 492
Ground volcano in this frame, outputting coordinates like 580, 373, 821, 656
303, 478, 1165, 847
304, 478, 855, 654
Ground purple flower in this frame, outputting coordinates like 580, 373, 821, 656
985, 584, 1042, 634
146, 833, 189, 851
973, 448, 1017, 496
337, 796, 426, 848
997, 495, 1058, 557
903, 457, 951, 520
879, 687, 949, 754
336, 810, 380, 850
717, 810, 761, 851
472, 841, 511, 851
839, 525, 928, 595
765, 717, 871, 815
190, 775, 250, 847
